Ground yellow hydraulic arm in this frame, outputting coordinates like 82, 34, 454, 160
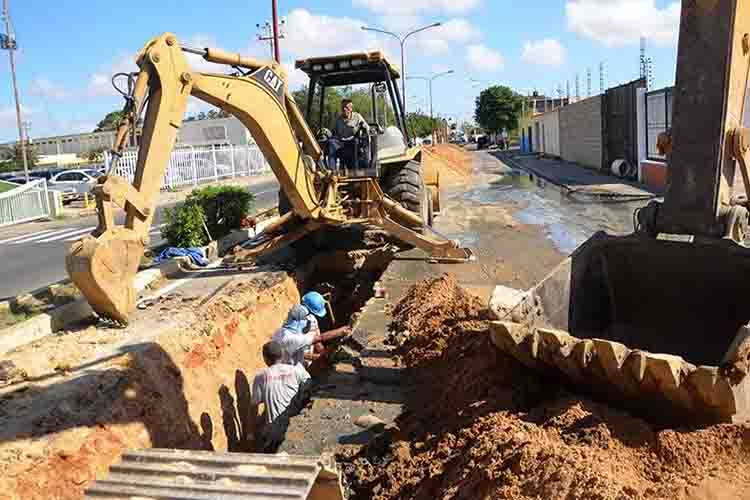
66, 33, 472, 324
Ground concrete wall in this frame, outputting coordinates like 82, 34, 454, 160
531, 110, 560, 157
559, 95, 603, 170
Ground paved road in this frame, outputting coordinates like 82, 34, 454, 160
0, 179, 279, 300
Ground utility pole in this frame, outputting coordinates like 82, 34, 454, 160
587, 68, 592, 97
599, 62, 606, 93
2, 0, 29, 181
271, 0, 281, 63
256, 18, 286, 60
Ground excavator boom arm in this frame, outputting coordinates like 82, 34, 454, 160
66, 33, 473, 324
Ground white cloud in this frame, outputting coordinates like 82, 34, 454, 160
285, 9, 379, 59
29, 78, 69, 100
86, 54, 137, 97
353, 0, 481, 16
467, 44, 504, 72
0, 105, 36, 130
521, 39, 566, 67
416, 18, 481, 55
566, 0, 680, 47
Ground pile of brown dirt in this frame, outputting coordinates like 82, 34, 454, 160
341, 275, 750, 500
425, 145, 473, 186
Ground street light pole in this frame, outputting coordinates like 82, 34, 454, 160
2, 0, 28, 181
361, 22, 441, 114
407, 70, 454, 121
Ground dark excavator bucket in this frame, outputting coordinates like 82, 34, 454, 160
490, 232, 750, 425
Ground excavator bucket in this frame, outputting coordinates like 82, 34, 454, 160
65, 233, 143, 324
490, 232, 750, 425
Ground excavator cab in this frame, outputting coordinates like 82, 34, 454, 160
296, 51, 411, 157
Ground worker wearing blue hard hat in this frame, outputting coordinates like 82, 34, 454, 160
272, 294, 351, 369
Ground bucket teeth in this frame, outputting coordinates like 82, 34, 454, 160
537, 328, 591, 382
644, 354, 689, 390
489, 321, 538, 368
687, 366, 736, 414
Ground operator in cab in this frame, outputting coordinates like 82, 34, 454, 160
327, 99, 370, 170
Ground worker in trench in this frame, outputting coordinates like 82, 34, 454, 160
272, 298, 351, 370
251, 341, 312, 452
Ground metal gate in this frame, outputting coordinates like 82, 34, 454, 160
603, 78, 646, 176
0, 179, 50, 228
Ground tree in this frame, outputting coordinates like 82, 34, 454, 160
293, 85, 396, 131
94, 110, 125, 132
474, 85, 524, 135
0, 143, 39, 172
405, 112, 442, 138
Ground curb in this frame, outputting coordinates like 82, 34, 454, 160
0, 257, 189, 356
0, 217, 280, 355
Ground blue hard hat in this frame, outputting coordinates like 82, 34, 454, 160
302, 291, 327, 318
283, 304, 310, 333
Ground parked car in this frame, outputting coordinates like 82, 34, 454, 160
477, 136, 490, 150
49, 169, 101, 200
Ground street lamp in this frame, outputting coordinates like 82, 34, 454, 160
407, 70, 454, 120
361, 22, 442, 114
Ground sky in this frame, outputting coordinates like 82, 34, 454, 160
0, 0, 681, 142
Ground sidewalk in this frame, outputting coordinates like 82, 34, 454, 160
497, 151, 660, 200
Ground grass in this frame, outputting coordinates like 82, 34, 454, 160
0, 310, 32, 329
0, 180, 19, 194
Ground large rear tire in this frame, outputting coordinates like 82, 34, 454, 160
384, 160, 426, 230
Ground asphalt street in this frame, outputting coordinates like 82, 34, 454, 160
0, 179, 279, 300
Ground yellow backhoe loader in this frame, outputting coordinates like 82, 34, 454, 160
491, 0, 750, 425
65, 35, 473, 325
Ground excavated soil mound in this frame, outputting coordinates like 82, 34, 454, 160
426, 145, 473, 186
341, 275, 750, 500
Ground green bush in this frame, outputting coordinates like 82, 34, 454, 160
187, 185, 255, 241
161, 185, 255, 248
161, 202, 208, 248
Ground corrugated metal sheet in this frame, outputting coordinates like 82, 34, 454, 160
84, 448, 344, 500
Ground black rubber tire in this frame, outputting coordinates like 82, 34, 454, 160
384, 161, 425, 226
278, 189, 291, 216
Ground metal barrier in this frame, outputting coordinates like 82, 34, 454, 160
0, 179, 51, 227
105, 144, 272, 191
645, 87, 673, 160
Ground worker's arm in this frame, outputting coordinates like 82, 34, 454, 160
312, 325, 351, 344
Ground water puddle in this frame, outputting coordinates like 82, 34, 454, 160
454, 160, 647, 255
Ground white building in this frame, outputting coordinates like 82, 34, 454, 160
2, 117, 256, 158
176, 117, 255, 147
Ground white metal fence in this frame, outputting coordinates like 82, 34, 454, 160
105, 144, 271, 191
0, 179, 50, 227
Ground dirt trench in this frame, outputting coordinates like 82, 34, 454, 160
339, 275, 750, 500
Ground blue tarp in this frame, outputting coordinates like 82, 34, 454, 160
154, 247, 209, 267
